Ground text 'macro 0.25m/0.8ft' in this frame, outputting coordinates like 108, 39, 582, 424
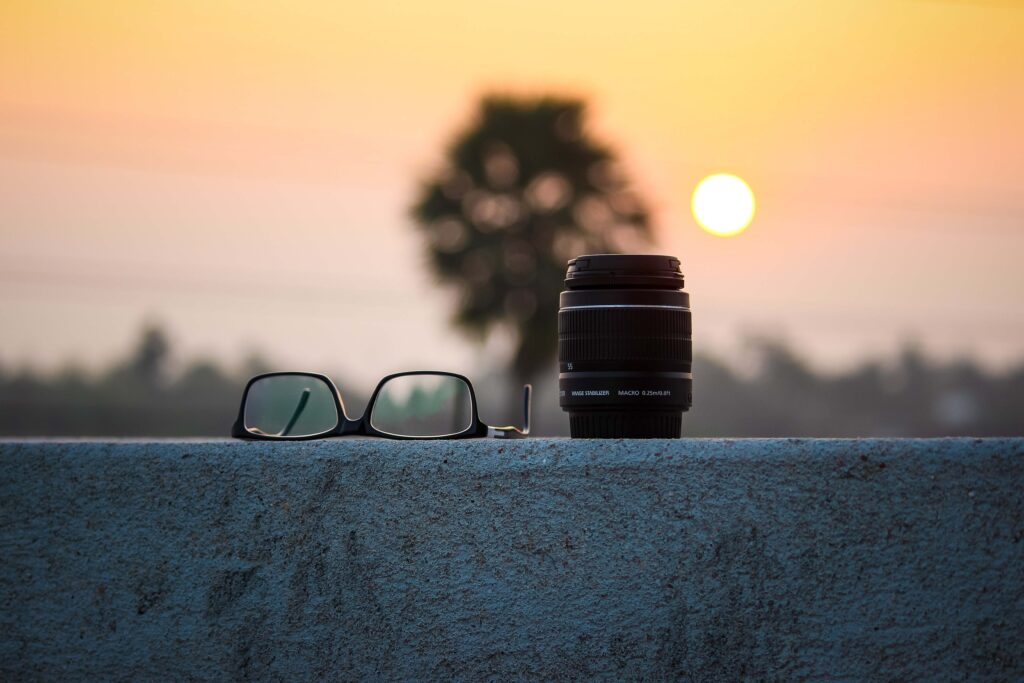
558, 254, 692, 438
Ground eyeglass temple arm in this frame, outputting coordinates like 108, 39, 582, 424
280, 388, 311, 437
488, 384, 532, 439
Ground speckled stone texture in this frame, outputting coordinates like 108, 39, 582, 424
1, 439, 1022, 681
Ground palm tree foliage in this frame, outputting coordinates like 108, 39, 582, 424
410, 95, 653, 384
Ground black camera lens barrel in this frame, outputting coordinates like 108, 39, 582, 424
558, 254, 692, 438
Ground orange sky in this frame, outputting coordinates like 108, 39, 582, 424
1, 0, 1023, 384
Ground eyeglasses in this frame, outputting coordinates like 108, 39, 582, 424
231, 371, 530, 440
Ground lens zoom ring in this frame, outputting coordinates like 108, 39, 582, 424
558, 307, 691, 363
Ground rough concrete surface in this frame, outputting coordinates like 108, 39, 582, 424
1, 438, 1022, 681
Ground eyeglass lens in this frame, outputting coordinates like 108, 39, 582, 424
243, 375, 339, 437
370, 374, 473, 437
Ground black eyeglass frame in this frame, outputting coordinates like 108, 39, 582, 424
231, 370, 531, 440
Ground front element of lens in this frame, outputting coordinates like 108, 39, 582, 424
558, 254, 692, 438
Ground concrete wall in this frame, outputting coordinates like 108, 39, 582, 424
1, 438, 1022, 681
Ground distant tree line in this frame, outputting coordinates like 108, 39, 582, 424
682, 339, 1024, 437
1, 325, 1021, 437
0, 326, 271, 437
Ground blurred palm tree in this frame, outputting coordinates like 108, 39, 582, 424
411, 95, 653, 388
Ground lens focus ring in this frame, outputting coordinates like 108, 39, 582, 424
558, 306, 692, 370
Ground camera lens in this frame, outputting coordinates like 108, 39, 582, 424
558, 254, 692, 438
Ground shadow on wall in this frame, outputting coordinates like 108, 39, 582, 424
1, 325, 1022, 437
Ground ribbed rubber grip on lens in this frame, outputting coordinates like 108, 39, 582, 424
569, 411, 682, 438
558, 307, 691, 364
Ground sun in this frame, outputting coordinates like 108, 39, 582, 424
691, 173, 755, 237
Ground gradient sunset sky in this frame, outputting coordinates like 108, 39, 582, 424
1, 0, 1022, 386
